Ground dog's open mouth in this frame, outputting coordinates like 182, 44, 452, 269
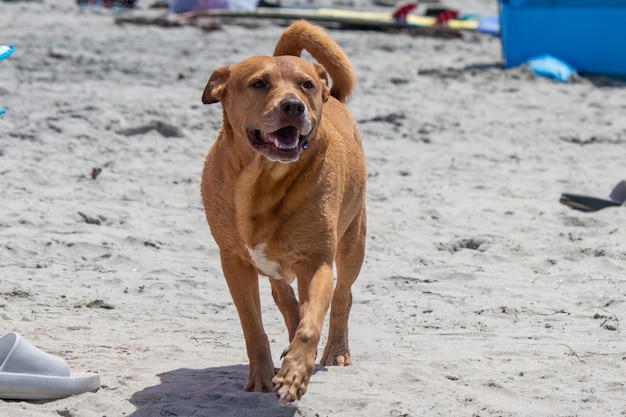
247, 126, 309, 162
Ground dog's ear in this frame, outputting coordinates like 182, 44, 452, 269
202, 66, 231, 105
313, 63, 330, 103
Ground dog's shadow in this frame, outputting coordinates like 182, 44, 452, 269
128, 365, 320, 417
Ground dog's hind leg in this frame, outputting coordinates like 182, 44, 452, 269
321, 207, 366, 366
270, 278, 300, 342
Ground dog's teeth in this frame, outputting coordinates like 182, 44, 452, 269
273, 137, 299, 150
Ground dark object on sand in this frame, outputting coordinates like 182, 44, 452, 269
77, 0, 137, 7
560, 180, 626, 212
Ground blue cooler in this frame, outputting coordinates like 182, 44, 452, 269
499, 0, 626, 75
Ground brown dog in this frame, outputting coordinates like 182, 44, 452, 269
200, 21, 366, 403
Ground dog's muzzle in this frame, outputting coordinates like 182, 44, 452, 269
246, 127, 310, 163
246, 98, 312, 163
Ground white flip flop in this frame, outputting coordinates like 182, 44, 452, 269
0, 332, 100, 400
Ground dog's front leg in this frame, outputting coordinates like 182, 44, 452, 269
220, 251, 276, 392
273, 263, 334, 403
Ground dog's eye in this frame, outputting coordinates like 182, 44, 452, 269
302, 81, 315, 90
252, 79, 267, 89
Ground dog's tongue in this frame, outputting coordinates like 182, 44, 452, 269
265, 126, 299, 149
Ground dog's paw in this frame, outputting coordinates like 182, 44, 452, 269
244, 377, 275, 393
274, 375, 308, 404
244, 366, 277, 393
273, 380, 305, 404
320, 344, 352, 366
272, 349, 314, 403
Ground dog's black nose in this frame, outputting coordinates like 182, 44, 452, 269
280, 98, 305, 118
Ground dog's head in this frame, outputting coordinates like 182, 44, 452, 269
203, 55, 330, 163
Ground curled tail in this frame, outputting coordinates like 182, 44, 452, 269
273, 21, 355, 102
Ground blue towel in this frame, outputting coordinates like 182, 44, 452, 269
0, 45, 14, 60
477, 15, 500, 35
527, 54, 577, 82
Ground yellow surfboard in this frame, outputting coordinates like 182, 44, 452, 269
188, 7, 480, 31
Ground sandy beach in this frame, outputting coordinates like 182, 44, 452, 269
1, 0, 625, 416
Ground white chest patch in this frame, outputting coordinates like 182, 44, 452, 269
247, 243, 287, 281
